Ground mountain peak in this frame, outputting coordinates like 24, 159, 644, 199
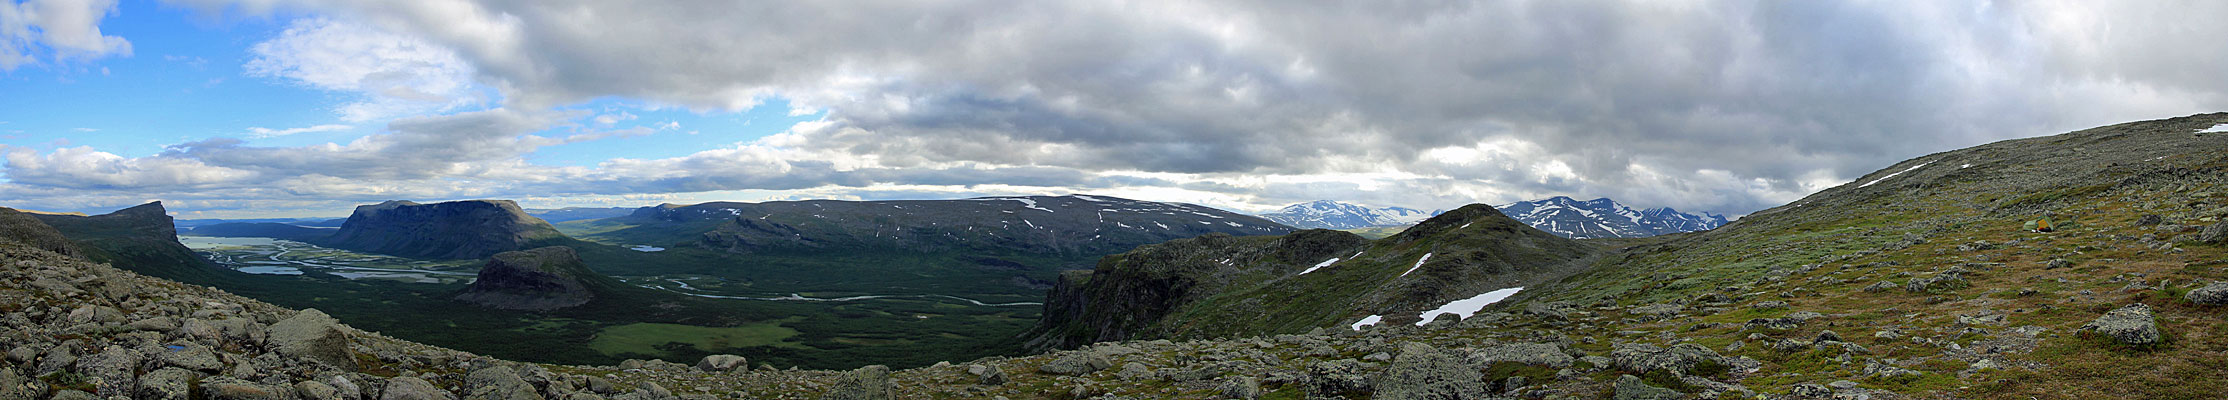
1259, 200, 1440, 229
1496, 196, 1724, 239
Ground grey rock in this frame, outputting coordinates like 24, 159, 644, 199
1470, 342, 1575, 369
1114, 362, 1151, 380
2187, 282, 2228, 305
158, 343, 224, 372
1790, 383, 1833, 397
465, 366, 542, 400
1612, 375, 1682, 400
298, 380, 343, 400
1629, 304, 1684, 317
1217, 376, 1262, 400
201, 376, 296, 400
973, 363, 1008, 385
2081, 303, 2162, 346
50, 390, 99, 400
2203, 220, 2228, 243
2046, 259, 2075, 269
135, 367, 199, 400
74, 345, 141, 395
695, 354, 747, 372
1037, 351, 1113, 375
2136, 214, 2163, 226
128, 316, 181, 332
1308, 359, 1374, 396
1611, 343, 1725, 375
1373, 342, 1485, 399
1863, 281, 1899, 293
382, 376, 458, 400
822, 365, 894, 400
1827, 380, 1860, 390
270, 309, 359, 371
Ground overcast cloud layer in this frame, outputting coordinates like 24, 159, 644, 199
6, 0, 2228, 218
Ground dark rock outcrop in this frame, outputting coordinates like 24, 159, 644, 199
454, 246, 603, 311
323, 200, 565, 259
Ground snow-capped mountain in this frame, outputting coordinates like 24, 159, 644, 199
1257, 200, 1442, 229
1493, 196, 1728, 239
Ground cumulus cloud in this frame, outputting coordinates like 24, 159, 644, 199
17, 0, 2228, 217
244, 124, 351, 138
0, 0, 133, 70
245, 18, 488, 121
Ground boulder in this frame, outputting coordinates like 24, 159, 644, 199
1611, 343, 1725, 375
1612, 375, 1682, 400
135, 367, 198, 400
382, 376, 458, 400
1037, 351, 1113, 376
74, 345, 142, 395
296, 380, 342, 400
157, 343, 224, 372
823, 365, 894, 400
1469, 342, 1575, 369
200, 376, 295, 400
268, 309, 359, 371
1373, 343, 1485, 399
969, 363, 1009, 385
2204, 220, 2228, 244
2136, 214, 2163, 226
1218, 376, 1263, 400
2187, 282, 2228, 305
1308, 359, 1374, 396
465, 366, 542, 400
695, 354, 748, 372
2081, 303, 2162, 346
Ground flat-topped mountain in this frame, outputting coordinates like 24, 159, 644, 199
1026, 203, 1599, 350
600, 194, 1291, 257
455, 246, 615, 311
322, 200, 566, 259
27, 201, 225, 281
1494, 196, 1729, 239
186, 221, 335, 242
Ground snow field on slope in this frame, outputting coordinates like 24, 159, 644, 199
1412, 287, 1523, 326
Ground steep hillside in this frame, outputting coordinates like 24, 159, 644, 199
1258, 200, 1440, 229
1495, 196, 1729, 239
455, 246, 620, 311
322, 200, 567, 259
527, 206, 638, 223
0, 207, 80, 257
1027, 203, 1600, 350
28, 202, 229, 282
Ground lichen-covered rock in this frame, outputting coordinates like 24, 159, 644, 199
1612, 375, 1682, 400
1611, 343, 1726, 375
695, 354, 748, 372
200, 376, 295, 400
382, 376, 457, 400
268, 309, 359, 371
823, 365, 894, 400
2081, 303, 2162, 346
135, 367, 197, 400
465, 366, 542, 400
1217, 376, 1263, 400
1469, 342, 1574, 369
1308, 359, 1374, 396
969, 363, 1009, 385
2187, 282, 2228, 305
1373, 342, 1485, 399
2202, 220, 2228, 244
1037, 351, 1113, 375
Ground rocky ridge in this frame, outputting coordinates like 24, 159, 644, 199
454, 246, 609, 311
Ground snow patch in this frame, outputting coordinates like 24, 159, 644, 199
2197, 124, 2228, 133
1413, 287, 1523, 326
628, 245, 666, 252
1299, 257, 1341, 275
1859, 161, 1932, 188
1071, 194, 1109, 202
1401, 253, 1433, 277
1350, 315, 1384, 330
1959, 163, 1971, 169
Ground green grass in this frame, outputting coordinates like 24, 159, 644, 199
588, 319, 811, 358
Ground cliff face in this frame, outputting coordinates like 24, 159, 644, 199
1025, 204, 1600, 351
28, 202, 222, 281
322, 200, 566, 259
454, 246, 606, 311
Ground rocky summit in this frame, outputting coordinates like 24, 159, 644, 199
454, 246, 608, 311
322, 200, 567, 260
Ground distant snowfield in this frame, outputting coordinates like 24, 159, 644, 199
2198, 124, 2228, 133
628, 245, 666, 252
1413, 287, 1523, 326
1350, 315, 1383, 330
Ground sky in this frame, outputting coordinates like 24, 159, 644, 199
3, 1, 2227, 219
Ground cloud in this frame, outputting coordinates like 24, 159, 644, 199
0, 0, 133, 70
244, 18, 488, 121
19, 0, 2228, 218
244, 124, 351, 138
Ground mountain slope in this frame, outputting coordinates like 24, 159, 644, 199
321, 200, 567, 259
1257, 200, 1440, 229
604, 195, 1289, 256
1026, 203, 1600, 350
1493, 196, 1728, 239
185, 221, 336, 242
28, 201, 231, 282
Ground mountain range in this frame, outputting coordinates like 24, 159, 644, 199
1255, 200, 1439, 229
1494, 196, 1730, 239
